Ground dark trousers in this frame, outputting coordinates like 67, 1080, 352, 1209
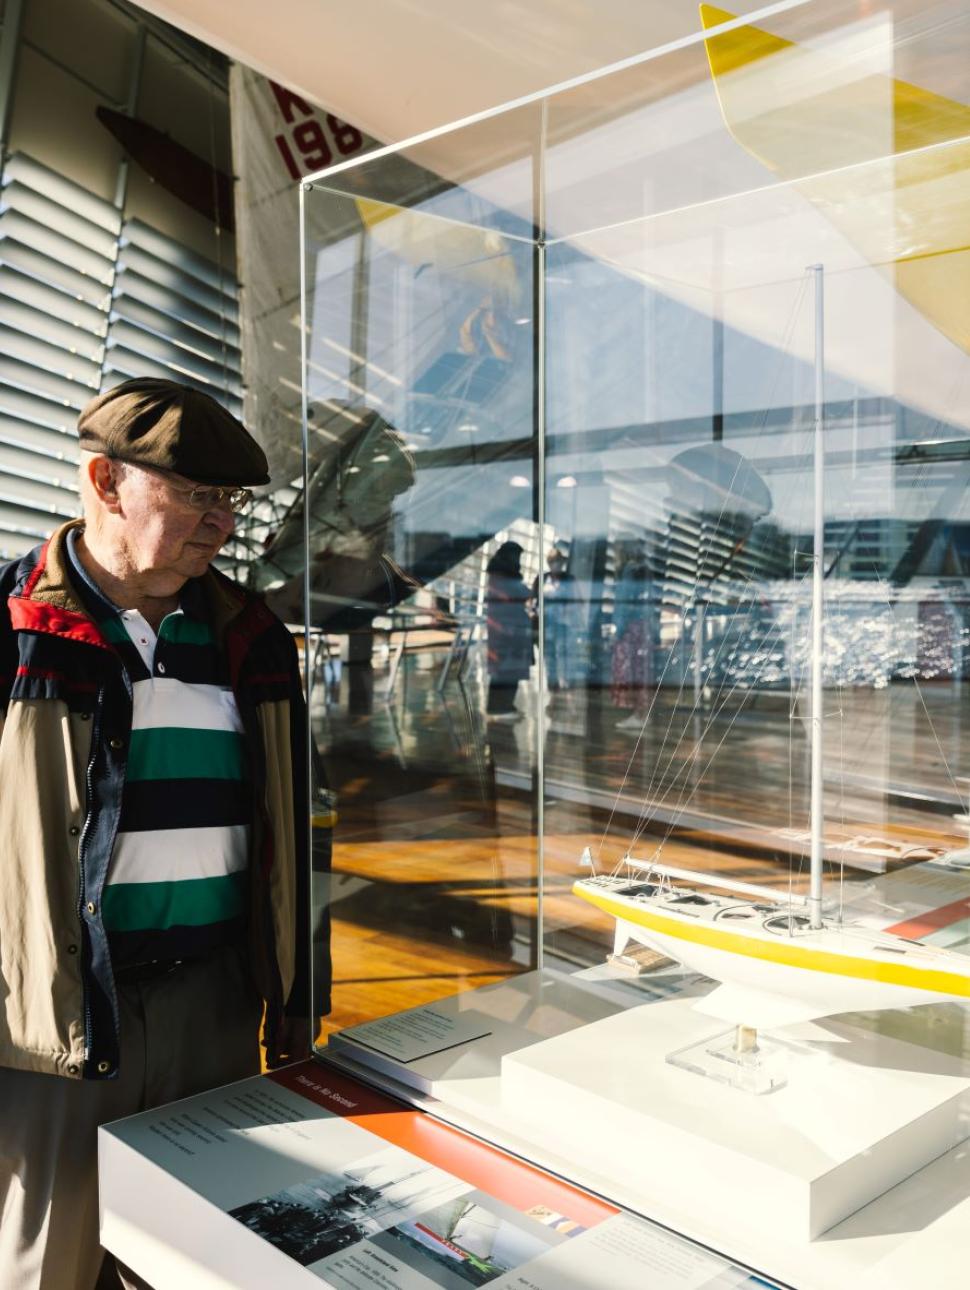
0, 945, 262, 1290
487, 680, 519, 713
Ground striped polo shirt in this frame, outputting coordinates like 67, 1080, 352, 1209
68, 531, 250, 966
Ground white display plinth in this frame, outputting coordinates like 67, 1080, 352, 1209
501, 997, 970, 1240
325, 969, 634, 1095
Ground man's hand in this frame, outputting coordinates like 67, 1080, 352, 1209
266, 1015, 312, 1068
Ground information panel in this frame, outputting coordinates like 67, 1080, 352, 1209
100, 1061, 777, 1290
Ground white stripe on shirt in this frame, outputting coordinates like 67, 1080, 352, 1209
130, 677, 243, 733
109, 825, 250, 885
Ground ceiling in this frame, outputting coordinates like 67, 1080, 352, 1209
125, 0, 751, 145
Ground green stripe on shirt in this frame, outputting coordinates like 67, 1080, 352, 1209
158, 616, 214, 646
99, 616, 132, 645
127, 728, 246, 781
102, 873, 245, 931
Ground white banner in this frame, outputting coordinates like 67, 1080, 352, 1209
229, 66, 374, 486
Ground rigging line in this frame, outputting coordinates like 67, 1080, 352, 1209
788, 544, 798, 913
595, 591, 694, 853
616, 559, 768, 851
624, 512, 784, 846
631, 588, 814, 859
625, 280, 812, 839
626, 526, 726, 843
838, 671, 846, 924
872, 570, 970, 817
702, 272, 809, 585
596, 524, 754, 856
815, 411, 945, 848
631, 592, 806, 853
638, 562, 816, 836
627, 570, 776, 851
808, 373, 935, 864
821, 408, 925, 878
624, 525, 766, 848
629, 543, 791, 847
628, 626, 697, 842
621, 602, 754, 855
629, 509, 809, 846
629, 580, 812, 851
595, 583, 702, 857
789, 582, 813, 891
604, 443, 770, 853
599, 275, 808, 852
804, 573, 956, 859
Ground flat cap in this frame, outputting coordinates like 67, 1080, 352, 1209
78, 378, 270, 486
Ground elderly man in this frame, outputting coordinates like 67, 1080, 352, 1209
0, 378, 316, 1289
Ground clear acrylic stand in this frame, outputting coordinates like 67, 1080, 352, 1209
666, 1025, 789, 1095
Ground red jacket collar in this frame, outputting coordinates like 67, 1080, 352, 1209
8, 527, 112, 650
7, 596, 111, 649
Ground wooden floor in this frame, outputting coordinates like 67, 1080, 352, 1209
313, 656, 970, 1040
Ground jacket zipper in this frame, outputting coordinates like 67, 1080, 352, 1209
76, 683, 104, 1064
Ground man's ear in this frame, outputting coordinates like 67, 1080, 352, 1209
88, 455, 124, 512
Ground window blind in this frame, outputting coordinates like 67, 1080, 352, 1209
0, 152, 244, 561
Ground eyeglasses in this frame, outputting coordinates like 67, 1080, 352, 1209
123, 462, 254, 514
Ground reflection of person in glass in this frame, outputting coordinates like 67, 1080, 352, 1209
254, 405, 417, 626
540, 544, 582, 692
611, 540, 655, 724
485, 541, 532, 719
252, 405, 419, 712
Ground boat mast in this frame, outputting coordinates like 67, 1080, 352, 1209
809, 264, 825, 930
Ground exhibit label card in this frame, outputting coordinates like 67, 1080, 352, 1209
333, 1006, 493, 1063
101, 1061, 777, 1290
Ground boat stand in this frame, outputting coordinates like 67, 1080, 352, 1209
666, 1023, 789, 1095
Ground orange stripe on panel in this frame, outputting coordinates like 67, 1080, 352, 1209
885, 898, 970, 940
269, 1062, 618, 1228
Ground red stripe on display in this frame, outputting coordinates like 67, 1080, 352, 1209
269, 1062, 618, 1228
885, 898, 970, 939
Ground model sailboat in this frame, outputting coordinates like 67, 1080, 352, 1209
574, 266, 970, 1040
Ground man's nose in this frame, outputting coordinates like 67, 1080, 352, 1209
204, 505, 236, 536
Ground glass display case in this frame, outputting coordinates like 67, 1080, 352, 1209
294, 3, 970, 1284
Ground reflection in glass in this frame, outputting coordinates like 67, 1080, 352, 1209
299, 0, 970, 1111
296, 186, 539, 1044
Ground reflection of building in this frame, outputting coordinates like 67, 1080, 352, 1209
825, 518, 923, 580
